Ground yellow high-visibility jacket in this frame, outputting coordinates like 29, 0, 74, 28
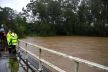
7, 32, 11, 45
10, 33, 18, 45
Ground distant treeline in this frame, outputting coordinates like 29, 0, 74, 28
0, 0, 108, 37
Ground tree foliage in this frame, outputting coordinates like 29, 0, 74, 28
0, 0, 108, 37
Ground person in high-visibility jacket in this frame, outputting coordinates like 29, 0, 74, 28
7, 30, 12, 46
9, 31, 18, 54
7, 30, 12, 53
7, 30, 18, 54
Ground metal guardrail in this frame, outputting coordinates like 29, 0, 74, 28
18, 40, 108, 72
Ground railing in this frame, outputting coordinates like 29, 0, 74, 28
17, 40, 108, 72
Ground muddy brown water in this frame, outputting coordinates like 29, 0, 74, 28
21, 36, 108, 72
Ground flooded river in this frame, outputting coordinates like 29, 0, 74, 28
22, 36, 108, 72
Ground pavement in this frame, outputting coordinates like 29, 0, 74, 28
0, 50, 52, 72
0, 59, 9, 72
0, 51, 25, 72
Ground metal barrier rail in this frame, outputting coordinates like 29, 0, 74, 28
18, 40, 108, 72
17, 51, 39, 72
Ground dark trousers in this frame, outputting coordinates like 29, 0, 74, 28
9, 45, 16, 55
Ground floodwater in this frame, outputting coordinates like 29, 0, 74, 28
21, 36, 108, 72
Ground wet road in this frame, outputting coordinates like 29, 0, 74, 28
21, 36, 108, 72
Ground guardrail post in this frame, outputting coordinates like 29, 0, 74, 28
75, 61, 79, 72
25, 43, 29, 72
17, 40, 20, 53
38, 48, 42, 72
17, 40, 20, 65
18, 40, 19, 47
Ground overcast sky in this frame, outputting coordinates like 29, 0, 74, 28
0, 0, 30, 12
0, 0, 82, 12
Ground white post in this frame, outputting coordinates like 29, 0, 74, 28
25, 43, 29, 72
75, 61, 79, 72
38, 48, 43, 72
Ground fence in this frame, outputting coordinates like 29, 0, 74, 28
17, 40, 108, 72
